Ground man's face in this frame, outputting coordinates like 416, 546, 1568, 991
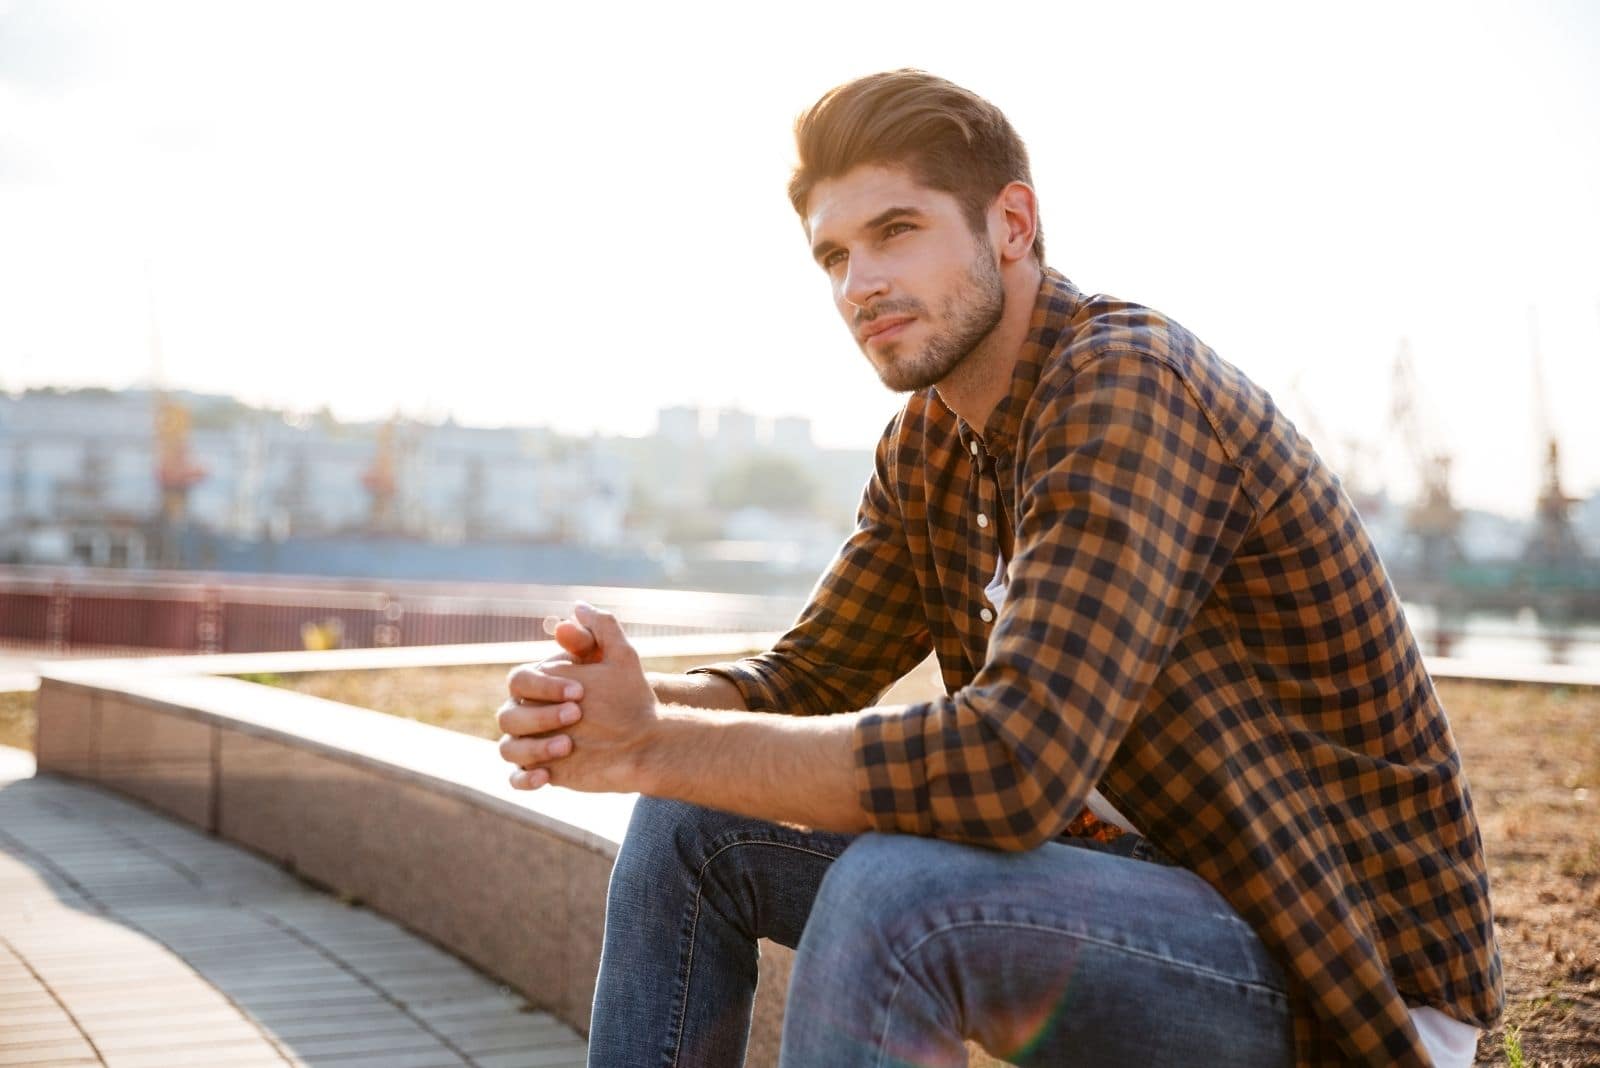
805, 165, 1004, 393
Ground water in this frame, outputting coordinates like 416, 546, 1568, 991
1402, 602, 1600, 669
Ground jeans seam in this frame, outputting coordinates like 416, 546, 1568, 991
875, 952, 914, 1068
873, 917, 1288, 1060
911, 919, 1286, 998
668, 839, 845, 1068
869, 922, 1287, 1068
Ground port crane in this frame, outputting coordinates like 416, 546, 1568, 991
148, 284, 205, 564
362, 417, 401, 533
1523, 309, 1584, 572
1389, 339, 1463, 579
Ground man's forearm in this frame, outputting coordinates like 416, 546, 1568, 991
634, 673, 871, 832
518, 609, 874, 830
646, 671, 748, 711
637, 704, 874, 834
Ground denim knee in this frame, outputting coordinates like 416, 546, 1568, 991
610, 797, 728, 895
803, 834, 925, 946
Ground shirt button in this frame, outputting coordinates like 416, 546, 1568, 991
969, 440, 979, 455
976, 513, 989, 528
979, 607, 994, 623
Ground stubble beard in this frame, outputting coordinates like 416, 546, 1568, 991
866, 240, 1005, 394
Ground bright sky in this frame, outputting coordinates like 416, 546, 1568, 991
1, 0, 1597, 516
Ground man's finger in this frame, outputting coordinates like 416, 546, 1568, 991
507, 664, 583, 704
496, 698, 582, 737
498, 732, 574, 767
554, 619, 600, 661
510, 767, 550, 791
574, 601, 632, 655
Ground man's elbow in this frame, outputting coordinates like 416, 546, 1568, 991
930, 790, 1070, 853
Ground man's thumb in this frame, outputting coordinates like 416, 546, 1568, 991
552, 618, 600, 661
573, 601, 629, 652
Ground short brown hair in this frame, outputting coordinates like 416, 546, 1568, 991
788, 69, 1044, 263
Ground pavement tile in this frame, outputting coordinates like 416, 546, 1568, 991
0, 1046, 98, 1066
242, 997, 397, 1026
380, 975, 503, 1001
472, 1046, 591, 1068
409, 995, 536, 1023
0, 1007, 81, 1029
0, 1020, 85, 1045
90, 1018, 273, 1053
302, 1052, 464, 1068
101, 1043, 287, 1068
59, 1005, 247, 1035
194, 966, 358, 994
252, 1008, 411, 1042
277, 1028, 454, 1059
0, 987, 52, 1006
457, 1029, 590, 1058
208, 985, 396, 1012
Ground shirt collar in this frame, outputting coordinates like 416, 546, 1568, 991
955, 268, 1084, 464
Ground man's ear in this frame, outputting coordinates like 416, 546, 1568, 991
990, 181, 1038, 264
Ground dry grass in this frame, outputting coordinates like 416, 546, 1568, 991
7, 665, 1593, 1065
243, 654, 734, 742
1439, 680, 1600, 1066
239, 665, 518, 741
0, 690, 35, 752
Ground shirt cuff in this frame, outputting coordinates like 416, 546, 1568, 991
684, 661, 783, 713
852, 700, 938, 836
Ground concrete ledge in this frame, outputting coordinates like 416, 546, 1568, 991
1426, 655, 1600, 690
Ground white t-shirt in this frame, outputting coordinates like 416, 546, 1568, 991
982, 554, 1478, 1066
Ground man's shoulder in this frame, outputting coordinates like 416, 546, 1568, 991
1030, 285, 1310, 511
1040, 289, 1274, 427
1048, 290, 1208, 381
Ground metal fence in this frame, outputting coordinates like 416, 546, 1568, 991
0, 566, 800, 655
16, 566, 1595, 667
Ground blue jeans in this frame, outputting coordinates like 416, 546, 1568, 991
588, 798, 1293, 1067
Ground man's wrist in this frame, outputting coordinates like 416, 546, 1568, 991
630, 702, 692, 797
646, 670, 749, 712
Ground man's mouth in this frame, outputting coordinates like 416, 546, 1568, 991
859, 316, 914, 344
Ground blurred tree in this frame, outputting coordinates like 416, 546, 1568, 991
710, 453, 819, 514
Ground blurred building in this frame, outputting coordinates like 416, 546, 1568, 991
0, 389, 631, 570
0, 389, 875, 593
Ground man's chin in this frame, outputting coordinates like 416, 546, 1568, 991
871, 350, 958, 393
876, 369, 941, 393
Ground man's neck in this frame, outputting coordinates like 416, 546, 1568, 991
933, 260, 1044, 434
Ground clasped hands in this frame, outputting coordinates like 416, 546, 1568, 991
496, 602, 659, 793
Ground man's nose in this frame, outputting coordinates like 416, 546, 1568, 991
842, 255, 889, 312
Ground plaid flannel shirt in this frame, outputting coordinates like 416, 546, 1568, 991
696, 270, 1502, 1064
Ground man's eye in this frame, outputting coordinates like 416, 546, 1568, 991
822, 250, 846, 270
885, 222, 914, 238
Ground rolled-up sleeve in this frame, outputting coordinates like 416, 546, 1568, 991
853, 352, 1255, 849
690, 413, 932, 716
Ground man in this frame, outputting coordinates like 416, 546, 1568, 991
497, 71, 1502, 1067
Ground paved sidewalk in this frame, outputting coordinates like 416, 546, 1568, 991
0, 748, 588, 1068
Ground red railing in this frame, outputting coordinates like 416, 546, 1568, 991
0, 566, 798, 655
